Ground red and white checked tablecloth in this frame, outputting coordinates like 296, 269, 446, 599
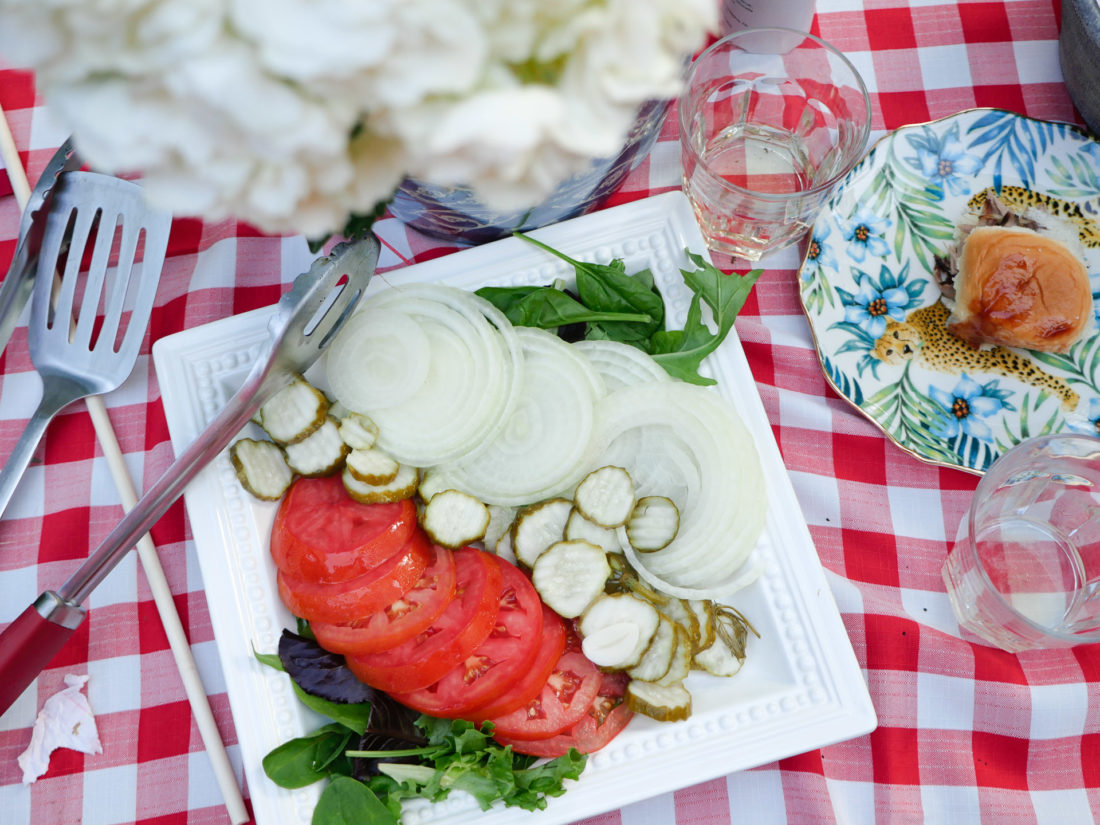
1, 1, 1099, 823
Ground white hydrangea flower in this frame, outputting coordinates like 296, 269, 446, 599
0, 0, 716, 237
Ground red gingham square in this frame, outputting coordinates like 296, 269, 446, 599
958, 2, 1014, 44
972, 645, 1028, 685
871, 726, 921, 785
864, 8, 918, 51
779, 748, 828, 776
972, 732, 1030, 790
840, 528, 900, 587
865, 614, 921, 671
832, 432, 888, 485
38, 508, 92, 563
136, 701, 193, 764
1081, 733, 1100, 786
877, 91, 932, 130
973, 85, 1028, 113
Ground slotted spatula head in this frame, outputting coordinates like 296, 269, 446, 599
0, 171, 171, 522
28, 171, 171, 393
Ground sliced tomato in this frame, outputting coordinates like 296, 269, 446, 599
462, 603, 566, 722
270, 476, 417, 583
277, 530, 432, 623
347, 547, 502, 694
393, 558, 544, 717
486, 649, 602, 740
495, 671, 633, 757
310, 544, 457, 655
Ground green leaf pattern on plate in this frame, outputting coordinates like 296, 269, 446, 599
800, 110, 1100, 473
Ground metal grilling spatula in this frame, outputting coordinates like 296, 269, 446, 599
0, 235, 379, 715
0, 170, 171, 519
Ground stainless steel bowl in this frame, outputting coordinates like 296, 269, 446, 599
1061, 0, 1100, 135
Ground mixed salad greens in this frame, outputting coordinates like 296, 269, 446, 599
478, 236, 760, 386
256, 627, 585, 824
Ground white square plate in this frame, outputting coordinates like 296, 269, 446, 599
153, 191, 876, 825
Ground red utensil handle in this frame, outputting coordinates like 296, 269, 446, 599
0, 593, 85, 716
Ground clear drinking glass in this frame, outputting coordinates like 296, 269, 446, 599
942, 434, 1100, 652
678, 28, 871, 260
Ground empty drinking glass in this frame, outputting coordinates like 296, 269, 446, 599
942, 434, 1100, 652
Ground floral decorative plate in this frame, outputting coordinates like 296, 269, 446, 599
800, 109, 1100, 474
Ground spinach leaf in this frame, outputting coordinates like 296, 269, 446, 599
291, 684, 374, 736
476, 285, 651, 329
312, 776, 397, 825
263, 724, 356, 789
513, 234, 663, 335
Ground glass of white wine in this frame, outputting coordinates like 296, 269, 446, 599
678, 27, 870, 261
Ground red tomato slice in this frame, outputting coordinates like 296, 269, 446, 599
495, 671, 633, 757
462, 603, 566, 721
270, 476, 417, 583
311, 544, 457, 655
393, 558, 544, 717
347, 547, 502, 694
486, 649, 602, 740
277, 529, 432, 623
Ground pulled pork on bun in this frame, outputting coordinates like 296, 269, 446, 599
934, 192, 1094, 353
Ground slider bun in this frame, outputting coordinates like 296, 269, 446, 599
946, 224, 1094, 353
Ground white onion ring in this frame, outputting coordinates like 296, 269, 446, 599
591, 381, 766, 592
572, 339, 671, 390
439, 327, 605, 506
325, 284, 523, 467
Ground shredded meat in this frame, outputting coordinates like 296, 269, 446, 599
934, 192, 1044, 300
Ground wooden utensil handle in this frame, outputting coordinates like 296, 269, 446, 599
0, 594, 85, 716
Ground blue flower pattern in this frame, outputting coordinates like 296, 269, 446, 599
842, 271, 910, 338
838, 206, 891, 262
929, 374, 1012, 442
904, 122, 983, 197
802, 223, 836, 281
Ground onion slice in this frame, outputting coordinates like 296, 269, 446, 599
590, 381, 766, 593
572, 340, 671, 390
437, 327, 605, 506
324, 284, 523, 467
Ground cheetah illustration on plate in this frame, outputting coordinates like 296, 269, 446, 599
872, 302, 1080, 411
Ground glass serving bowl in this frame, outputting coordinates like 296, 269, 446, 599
387, 99, 670, 245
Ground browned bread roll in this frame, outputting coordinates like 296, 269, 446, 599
946, 225, 1093, 353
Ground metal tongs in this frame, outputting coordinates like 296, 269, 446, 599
0, 139, 81, 356
0, 235, 380, 715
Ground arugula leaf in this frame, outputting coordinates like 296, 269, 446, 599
652, 254, 762, 384
313, 776, 397, 825
263, 724, 356, 789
